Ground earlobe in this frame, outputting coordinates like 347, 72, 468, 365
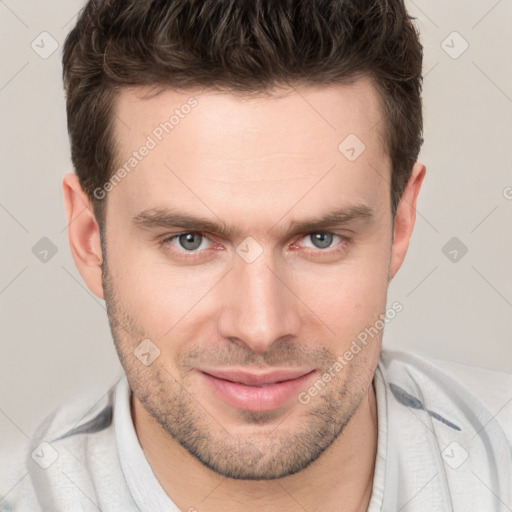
388, 161, 426, 281
62, 173, 105, 299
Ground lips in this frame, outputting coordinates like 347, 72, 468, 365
198, 367, 316, 411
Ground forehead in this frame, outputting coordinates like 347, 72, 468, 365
107, 79, 390, 229
113, 78, 386, 158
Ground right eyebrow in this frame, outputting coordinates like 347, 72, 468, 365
133, 209, 238, 236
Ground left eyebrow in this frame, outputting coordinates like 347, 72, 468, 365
277, 204, 374, 238
132, 204, 374, 238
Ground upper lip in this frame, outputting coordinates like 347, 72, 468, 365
199, 368, 314, 386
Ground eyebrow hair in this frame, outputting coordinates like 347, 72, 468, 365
133, 204, 374, 237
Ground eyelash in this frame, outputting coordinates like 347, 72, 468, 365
159, 231, 351, 259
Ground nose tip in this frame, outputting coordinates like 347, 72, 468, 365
216, 259, 302, 354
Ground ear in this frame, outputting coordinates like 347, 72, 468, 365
388, 161, 426, 281
62, 173, 105, 299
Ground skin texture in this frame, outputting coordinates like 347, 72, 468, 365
63, 77, 425, 512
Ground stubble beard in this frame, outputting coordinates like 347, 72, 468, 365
101, 258, 376, 480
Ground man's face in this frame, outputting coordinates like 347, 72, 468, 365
102, 79, 394, 479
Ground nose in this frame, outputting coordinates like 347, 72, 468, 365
216, 249, 303, 354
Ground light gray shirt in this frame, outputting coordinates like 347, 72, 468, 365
1, 349, 511, 511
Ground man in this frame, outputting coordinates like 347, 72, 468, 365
1, 0, 511, 511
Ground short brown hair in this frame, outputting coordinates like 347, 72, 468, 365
63, 0, 423, 224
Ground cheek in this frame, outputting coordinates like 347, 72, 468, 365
107, 239, 224, 341
289, 244, 391, 337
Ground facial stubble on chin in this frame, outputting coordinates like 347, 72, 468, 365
100, 255, 376, 480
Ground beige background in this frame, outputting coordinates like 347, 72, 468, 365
1, 0, 511, 454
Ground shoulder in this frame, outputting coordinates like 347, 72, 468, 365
379, 349, 512, 442
0, 378, 121, 511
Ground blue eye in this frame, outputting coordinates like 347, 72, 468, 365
178, 233, 202, 251
301, 232, 344, 250
308, 232, 335, 249
168, 232, 212, 252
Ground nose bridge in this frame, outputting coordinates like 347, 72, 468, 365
217, 247, 300, 353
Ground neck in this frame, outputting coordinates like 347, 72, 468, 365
132, 382, 378, 512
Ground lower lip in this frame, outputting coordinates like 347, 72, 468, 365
199, 371, 316, 411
